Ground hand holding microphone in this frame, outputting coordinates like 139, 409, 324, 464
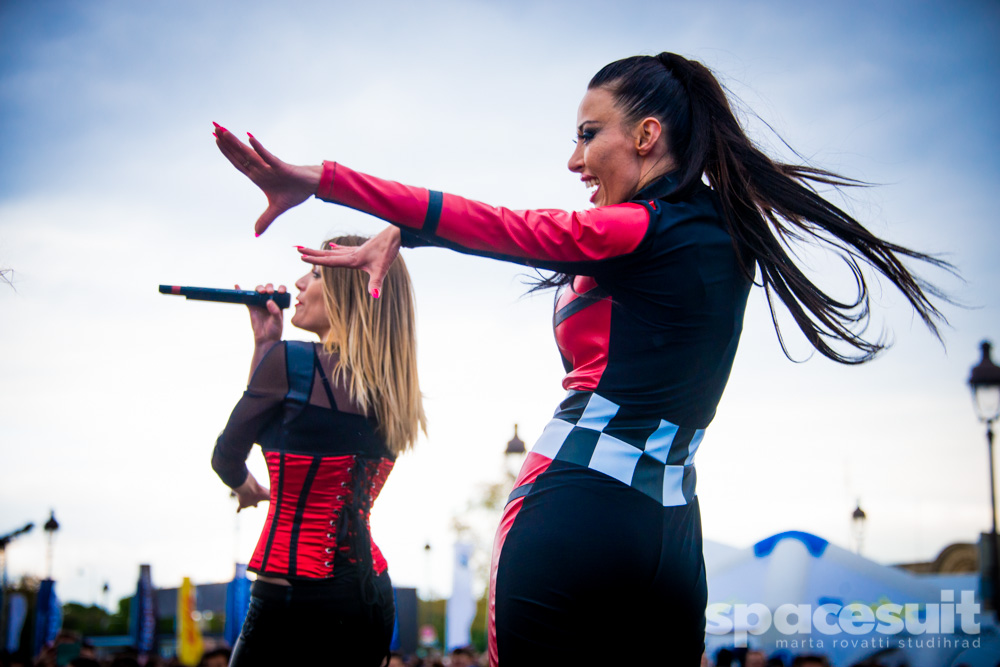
240, 283, 287, 346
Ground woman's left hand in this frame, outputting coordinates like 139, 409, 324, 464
213, 124, 322, 236
233, 473, 270, 513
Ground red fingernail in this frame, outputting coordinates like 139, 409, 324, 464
248, 132, 255, 139
212, 132, 217, 138
294, 245, 304, 250
255, 232, 261, 238
212, 122, 228, 134
372, 289, 380, 299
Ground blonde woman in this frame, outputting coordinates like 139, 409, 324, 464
211, 236, 425, 666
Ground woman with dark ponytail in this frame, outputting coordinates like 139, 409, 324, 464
213, 52, 950, 666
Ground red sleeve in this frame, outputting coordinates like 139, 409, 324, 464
315, 161, 651, 264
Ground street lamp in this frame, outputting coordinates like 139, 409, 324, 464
43, 510, 59, 580
504, 424, 527, 479
852, 501, 867, 555
969, 340, 1000, 617
505, 424, 526, 456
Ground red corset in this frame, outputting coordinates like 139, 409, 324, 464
249, 453, 393, 579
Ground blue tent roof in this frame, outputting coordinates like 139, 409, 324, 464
752, 531, 829, 558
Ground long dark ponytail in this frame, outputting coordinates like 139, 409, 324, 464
577, 52, 953, 364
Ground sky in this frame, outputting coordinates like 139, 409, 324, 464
1, 0, 998, 608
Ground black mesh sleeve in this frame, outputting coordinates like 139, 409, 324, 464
211, 342, 288, 488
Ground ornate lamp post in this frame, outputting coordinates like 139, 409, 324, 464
969, 341, 1000, 617
851, 501, 867, 555
43, 511, 59, 580
504, 424, 527, 479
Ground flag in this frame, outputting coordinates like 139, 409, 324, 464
445, 541, 475, 650
176, 577, 204, 666
224, 563, 251, 646
130, 564, 157, 657
6, 593, 27, 652
32, 578, 61, 656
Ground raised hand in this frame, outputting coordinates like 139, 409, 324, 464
212, 123, 322, 236
297, 226, 402, 299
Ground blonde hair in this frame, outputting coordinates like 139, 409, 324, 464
319, 235, 426, 455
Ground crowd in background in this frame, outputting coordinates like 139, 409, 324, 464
1, 633, 924, 667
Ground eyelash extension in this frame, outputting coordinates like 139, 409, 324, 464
574, 129, 596, 144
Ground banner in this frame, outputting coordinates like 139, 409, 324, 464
130, 564, 157, 657
392, 587, 418, 655
5, 593, 27, 652
224, 564, 251, 646
32, 578, 61, 656
176, 577, 204, 666
445, 541, 475, 650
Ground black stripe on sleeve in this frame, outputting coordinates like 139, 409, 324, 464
423, 190, 443, 235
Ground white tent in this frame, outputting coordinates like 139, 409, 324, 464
704, 531, 999, 667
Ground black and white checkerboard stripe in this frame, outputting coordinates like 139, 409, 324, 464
530, 391, 702, 507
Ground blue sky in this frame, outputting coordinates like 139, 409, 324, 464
1, 0, 998, 606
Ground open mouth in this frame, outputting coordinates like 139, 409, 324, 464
584, 177, 600, 203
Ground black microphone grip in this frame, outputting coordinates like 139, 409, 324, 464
159, 285, 291, 309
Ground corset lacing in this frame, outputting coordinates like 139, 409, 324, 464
337, 457, 382, 608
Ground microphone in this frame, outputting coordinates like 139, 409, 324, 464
159, 285, 291, 309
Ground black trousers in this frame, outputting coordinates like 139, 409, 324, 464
230, 569, 394, 667
492, 463, 707, 666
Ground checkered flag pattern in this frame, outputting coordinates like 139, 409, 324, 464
530, 391, 703, 507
